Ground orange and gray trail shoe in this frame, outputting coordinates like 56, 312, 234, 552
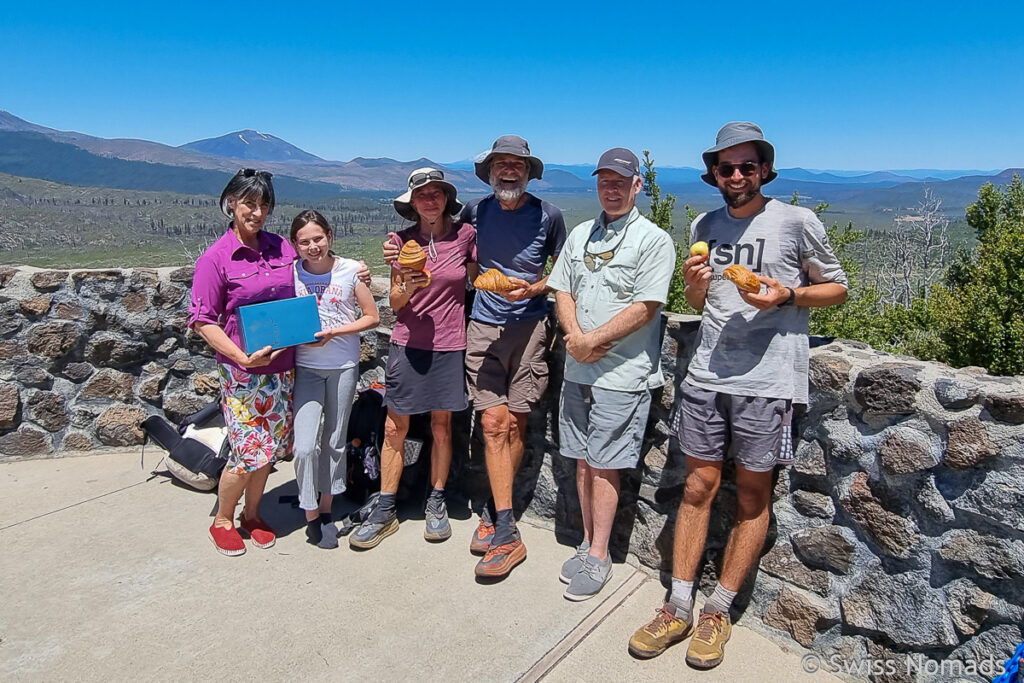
685, 610, 732, 669
474, 538, 527, 578
628, 603, 693, 658
469, 517, 495, 555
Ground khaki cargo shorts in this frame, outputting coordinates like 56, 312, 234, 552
465, 317, 551, 413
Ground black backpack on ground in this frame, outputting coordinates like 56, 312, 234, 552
142, 402, 229, 491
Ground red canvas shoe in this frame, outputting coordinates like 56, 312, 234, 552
209, 523, 246, 556
239, 515, 276, 549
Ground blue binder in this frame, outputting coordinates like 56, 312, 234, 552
237, 295, 321, 353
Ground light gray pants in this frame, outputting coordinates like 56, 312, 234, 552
292, 365, 358, 511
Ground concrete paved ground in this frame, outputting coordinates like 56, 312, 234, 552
1, 450, 838, 682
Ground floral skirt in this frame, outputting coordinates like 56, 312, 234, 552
218, 364, 295, 474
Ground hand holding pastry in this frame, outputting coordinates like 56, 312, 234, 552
739, 274, 791, 310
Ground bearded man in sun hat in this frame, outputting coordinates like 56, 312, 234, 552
627, 122, 849, 669
382, 134, 566, 578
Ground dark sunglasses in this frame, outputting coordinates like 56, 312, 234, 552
410, 170, 444, 187
715, 161, 760, 178
239, 168, 273, 179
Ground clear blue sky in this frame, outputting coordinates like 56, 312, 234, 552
3, 1, 1022, 170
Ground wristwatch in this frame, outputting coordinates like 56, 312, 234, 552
779, 287, 796, 308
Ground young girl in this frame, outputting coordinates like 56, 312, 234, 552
290, 210, 379, 548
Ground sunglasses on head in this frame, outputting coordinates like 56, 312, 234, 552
410, 170, 444, 187
239, 168, 273, 179
715, 161, 760, 178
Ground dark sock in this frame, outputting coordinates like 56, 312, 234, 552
490, 508, 518, 546
317, 513, 339, 549
305, 519, 323, 545
368, 493, 397, 524
426, 488, 446, 514
481, 497, 496, 525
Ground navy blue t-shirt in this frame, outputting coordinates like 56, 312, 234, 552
460, 193, 566, 324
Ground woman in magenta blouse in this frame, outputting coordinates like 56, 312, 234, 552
349, 168, 477, 550
189, 169, 296, 556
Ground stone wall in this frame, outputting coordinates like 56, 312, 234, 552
2, 265, 1022, 680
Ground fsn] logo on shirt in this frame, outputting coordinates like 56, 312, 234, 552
706, 238, 766, 272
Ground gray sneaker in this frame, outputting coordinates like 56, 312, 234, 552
424, 497, 452, 542
564, 554, 613, 601
559, 540, 591, 584
349, 515, 399, 550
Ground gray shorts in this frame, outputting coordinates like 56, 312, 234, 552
558, 381, 652, 470
672, 382, 790, 473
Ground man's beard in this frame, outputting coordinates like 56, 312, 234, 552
489, 171, 528, 203
719, 185, 759, 209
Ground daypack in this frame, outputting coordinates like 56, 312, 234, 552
344, 382, 387, 501
142, 402, 228, 491
342, 381, 429, 503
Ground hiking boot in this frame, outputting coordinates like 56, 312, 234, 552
238, 515, 276, 549
563, 554, 612, 601
559, 541, 591, 584
474, 538, 526, 578
628, 603, 693, 659
209, 523, 246, 556
685, 610, 732, 669
349, 515, 399, 550
469, 517, 495, 555
424, 497, 452, 542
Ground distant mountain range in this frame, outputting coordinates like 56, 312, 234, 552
0, 109, 1019, 216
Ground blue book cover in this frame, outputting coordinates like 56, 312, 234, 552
237, 296, 321, 353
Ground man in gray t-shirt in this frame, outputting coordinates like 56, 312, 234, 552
628, 122, 848, 668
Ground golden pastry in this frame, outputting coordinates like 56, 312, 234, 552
397, 240, 427, 271
723, 264, 761, 293
473, 268, 516, 293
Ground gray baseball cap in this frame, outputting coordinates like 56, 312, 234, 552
474, 135, 544, 184
700, 121, 777, 186
592, 147, 640, 177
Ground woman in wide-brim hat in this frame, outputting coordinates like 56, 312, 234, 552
349, 167, 478, 550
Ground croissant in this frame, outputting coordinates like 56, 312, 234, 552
723, 265, 761, 293
474, 268, 516, 293
397, 240, 427, 271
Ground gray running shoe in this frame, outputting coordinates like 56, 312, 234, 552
349, 515, 399, 550
424, 497, 452, 542
564, 554, 613, 601
559, 540, 591, 584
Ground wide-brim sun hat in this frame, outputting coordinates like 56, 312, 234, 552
700, 121, 778, 187
393, 167, 464, 222
474, 134, 544, 185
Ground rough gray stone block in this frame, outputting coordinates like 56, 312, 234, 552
95, 405, 146, 446
854, 363, 922, 415
0, 425, 52, 456
937, 530, 1024, 581
841, 571, 959, 648
841, 472, 920, 558
983, 393, 1024, 425
878, 426, 938, 474
791, 525, 856, 574
934, 377, 980, 410
26, 391, 68, 432
0, 381, 20, 429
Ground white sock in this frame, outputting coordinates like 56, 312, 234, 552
702, 582, 738, 617
670, 578, 695, 614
